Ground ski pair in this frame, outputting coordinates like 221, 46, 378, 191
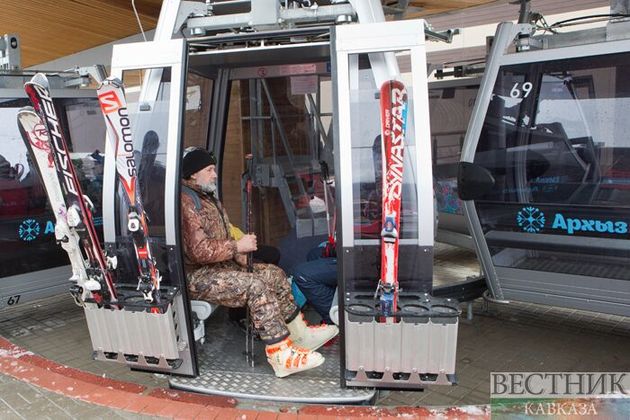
97, 77, 162, 304
378, 80, 408, 321
18, 74, 118, 306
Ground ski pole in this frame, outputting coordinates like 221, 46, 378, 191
245, 154, 254, 273
244, 153, 255, 366
320, 160, 335, 257
320, 161, 332, 240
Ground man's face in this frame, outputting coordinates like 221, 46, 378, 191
192, 164, 218, 193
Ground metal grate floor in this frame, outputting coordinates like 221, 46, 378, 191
516, 255, 630, 280
169, 310, 375, 403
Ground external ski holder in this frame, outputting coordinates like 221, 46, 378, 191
344, 293, 459, 387
83, 286, 190, 372
333, 20, 457, 389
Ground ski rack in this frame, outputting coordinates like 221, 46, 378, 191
344, 293, 459, 388
84, 285, 191, 373
332, 18, 457, 390
98, 34, 198, 376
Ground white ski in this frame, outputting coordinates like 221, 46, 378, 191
17, 108, 101, 303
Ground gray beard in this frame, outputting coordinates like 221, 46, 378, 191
200, 181, 217, 195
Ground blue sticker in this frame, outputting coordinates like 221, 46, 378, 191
516, 207, 545, 233
18, 219, 41, 241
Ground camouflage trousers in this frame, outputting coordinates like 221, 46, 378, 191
187, 261, 298, 344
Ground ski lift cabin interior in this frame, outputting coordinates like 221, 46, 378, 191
81, 0, 468, 403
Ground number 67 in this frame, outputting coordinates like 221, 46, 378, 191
510, 82, 533, 98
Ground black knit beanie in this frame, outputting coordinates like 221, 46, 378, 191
182, 149, 216, 179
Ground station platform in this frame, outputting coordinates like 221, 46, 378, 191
0, 243, 628, 418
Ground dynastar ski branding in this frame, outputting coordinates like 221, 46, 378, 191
378, 79, 408, 321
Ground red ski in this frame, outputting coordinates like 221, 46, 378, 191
378, 80, 408, 320
97, 77, 162, 304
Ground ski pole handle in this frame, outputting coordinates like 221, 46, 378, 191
320, 160, 329, 182
245, 154, 254, 273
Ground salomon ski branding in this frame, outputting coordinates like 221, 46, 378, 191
97, 89, 137, 179
98, 77, 162, 304
97, 90, 122, 114
118, 108, 138, 176
115, 107, 137, 179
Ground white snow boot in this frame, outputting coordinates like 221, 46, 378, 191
265, 338, 324, 378
287, 313, 339, 351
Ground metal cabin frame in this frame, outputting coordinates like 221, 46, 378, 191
81, 0, 463, 401
0, 72, 101, 311
459, 20, 630, 316
333, 20, 459, 389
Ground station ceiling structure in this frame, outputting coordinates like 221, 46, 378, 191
2, 0, 497, 67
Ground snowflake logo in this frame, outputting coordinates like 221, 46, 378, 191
516, 207, 545, 233
18, 219, 41, 241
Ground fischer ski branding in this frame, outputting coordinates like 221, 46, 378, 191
97, 77, 162, 304
23, 73, 118, 305
378, 80, 408, 320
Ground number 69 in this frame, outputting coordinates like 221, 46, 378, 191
510, 82, 533, 98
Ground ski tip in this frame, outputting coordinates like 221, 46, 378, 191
24, 73, 51, 111
380, 79, 406, 91
98, 76, 124, 90
29, 72, 50, 88
106, 76, 123, 84
17, 109, 41, 130
17, 106, 37, 116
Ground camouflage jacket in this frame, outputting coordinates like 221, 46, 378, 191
180, 179, 239, 273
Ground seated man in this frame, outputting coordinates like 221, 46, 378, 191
227, 223, 281, 326
180, 149, 338, 378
